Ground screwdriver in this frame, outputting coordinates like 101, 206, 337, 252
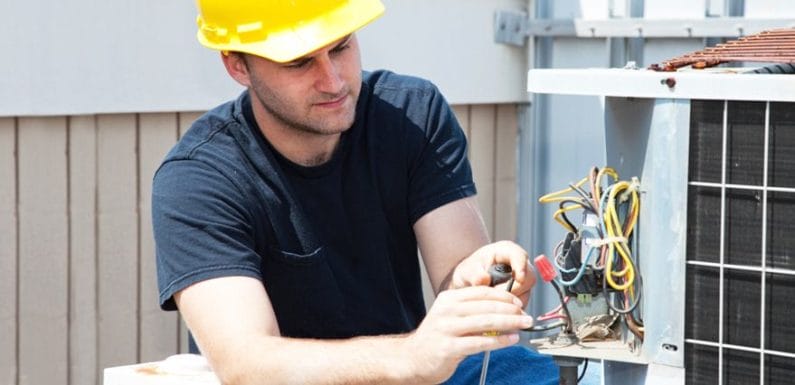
478, 263, 515, 385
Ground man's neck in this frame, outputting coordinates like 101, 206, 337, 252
251, 103, 341, 168
262, 124, 341, 167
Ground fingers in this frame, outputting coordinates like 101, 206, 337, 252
470, 241, 530, 285
503, 270, 535, 302
446, 241, 537, 311
436, 285, 518, 303
451, 264, 491, 288
429, 286, 533, 334
483, 241, 536, 306
438, 299, 526, 317
516, 290, 531, 308
407, 281, 531, 380
488, 241, 530, 284
454, 333, 522, 356
445, 313, 535, 336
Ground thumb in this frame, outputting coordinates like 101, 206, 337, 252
472, 270, 492, 287
453, 268, 491, 289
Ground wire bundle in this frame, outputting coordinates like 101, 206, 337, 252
538, 166, 644, 340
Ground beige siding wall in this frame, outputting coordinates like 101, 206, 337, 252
0, 104, 519, 385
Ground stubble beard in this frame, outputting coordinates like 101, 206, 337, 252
251, 83, 357, 137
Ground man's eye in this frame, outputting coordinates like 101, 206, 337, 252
331, 44, 349, 54
285, 59, 310, 69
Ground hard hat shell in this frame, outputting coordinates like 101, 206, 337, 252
196, 0, 385, 63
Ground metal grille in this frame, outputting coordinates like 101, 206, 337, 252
686, 100, 795, 384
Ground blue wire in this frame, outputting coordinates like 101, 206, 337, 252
551, 181, 638, 288
554, 227, 601, 287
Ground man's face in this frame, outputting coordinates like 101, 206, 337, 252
239, 35, 362, 136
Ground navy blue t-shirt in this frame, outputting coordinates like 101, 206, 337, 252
153, 70, 476, 339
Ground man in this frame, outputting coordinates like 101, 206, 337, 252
153, 0, 556, 383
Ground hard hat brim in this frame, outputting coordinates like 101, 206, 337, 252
198, 0, 385, 63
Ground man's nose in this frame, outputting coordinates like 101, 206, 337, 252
313, 54, 344, 94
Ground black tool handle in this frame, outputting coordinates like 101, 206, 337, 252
488, 263, 513, 287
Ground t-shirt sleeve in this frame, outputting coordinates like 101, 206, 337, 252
407, 85, 477, 224
152, 159, 262, 310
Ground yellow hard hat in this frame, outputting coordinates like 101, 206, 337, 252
195, 0, 385, 63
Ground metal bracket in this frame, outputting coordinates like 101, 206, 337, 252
494, 10, 528, 47
554, 355, 584, 385
494, 12, 795, 44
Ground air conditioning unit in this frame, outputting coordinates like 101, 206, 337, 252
527, 65, 795, 385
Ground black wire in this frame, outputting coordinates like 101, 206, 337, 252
509, 278, 566, 333
516, 269, 572, 334
559, 198, 588, 208
550, 280, 574, 333
577, 358, 589, 383
522, 321, 566, 332
569, 183, 597, 213
602, 262, 643, 315
557, 200, 580, 231
557, 197, 601, 238
630, 202, 644, 325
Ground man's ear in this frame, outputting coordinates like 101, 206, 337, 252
221, 52, 252, 88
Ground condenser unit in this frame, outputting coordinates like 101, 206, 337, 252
527, 65, 795, 385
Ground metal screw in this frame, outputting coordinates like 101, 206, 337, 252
662, 343, 679, 352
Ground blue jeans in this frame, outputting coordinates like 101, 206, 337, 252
442, 346, 559, 385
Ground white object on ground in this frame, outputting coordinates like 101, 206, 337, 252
103, 354, 220, 385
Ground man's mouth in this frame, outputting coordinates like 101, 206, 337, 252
314, 93, 348, 108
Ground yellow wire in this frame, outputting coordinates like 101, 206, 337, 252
552, 203, 584, 233
537, 167, 641, 294
538, 177, 588, 204
593, 167, 619, 205
604, 181, 640, 290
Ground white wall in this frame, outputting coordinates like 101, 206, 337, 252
360, 0, 529, 105
0, 0, 529, 117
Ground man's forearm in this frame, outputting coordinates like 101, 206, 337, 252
217, 333, 425, 385
437, 267, 456, 294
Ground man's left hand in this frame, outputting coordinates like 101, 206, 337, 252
447, 241, 536, 307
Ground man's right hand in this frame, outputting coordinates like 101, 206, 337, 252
402, 285, 534, 384
176, 275, 533, 385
